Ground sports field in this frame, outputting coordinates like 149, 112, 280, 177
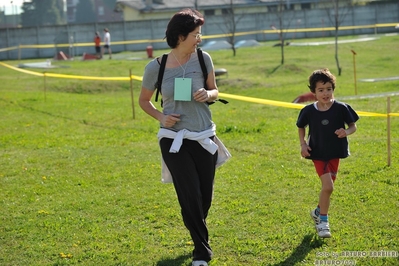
1, 34, 398, 265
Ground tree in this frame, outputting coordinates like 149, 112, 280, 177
75, 0, 96, 24
271, 0, 296, 65
218, 0, 244, 56
21, 0, 63, 27
55, 0, 66, 24
21, 2, 37, 26
321, 0, 351, 76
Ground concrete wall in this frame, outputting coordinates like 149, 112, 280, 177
0, 2, 398, 60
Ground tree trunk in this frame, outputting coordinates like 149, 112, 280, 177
334, 28, 342, 76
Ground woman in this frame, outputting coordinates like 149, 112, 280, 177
139, 9, 221, 266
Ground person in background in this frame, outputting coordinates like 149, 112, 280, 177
94, 31, 101, 59
296, 68, 359, 238
139, 9, 223, 266
102, 28, 111, 59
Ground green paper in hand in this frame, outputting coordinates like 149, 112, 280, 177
174, 78, 192, 101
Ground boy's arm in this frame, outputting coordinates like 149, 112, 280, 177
335, 122, 357, 138
298, 127, 311, 157
298, 127, 307, 145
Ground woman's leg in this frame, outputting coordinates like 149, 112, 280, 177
160, 138, 217, 261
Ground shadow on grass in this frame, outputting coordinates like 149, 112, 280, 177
269, 64, 282, 75
272, 234, 325, 266
156, 253, 191, 266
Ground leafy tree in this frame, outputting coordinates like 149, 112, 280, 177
21, 0, 63, 27
75, 0, 96, 24
21, 2, 36, 26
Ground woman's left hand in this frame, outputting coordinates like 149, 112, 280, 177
193, 88, 209, 102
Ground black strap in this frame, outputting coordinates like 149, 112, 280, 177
155, 54, 168, 103
197, 48, 228, 105
196, 48, 208, 90
155, 48, 228, 105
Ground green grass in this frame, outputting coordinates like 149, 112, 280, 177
1, 34, 399, 265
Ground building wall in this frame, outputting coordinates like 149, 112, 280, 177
67, 0, 122, 24
0, 2, 398, 60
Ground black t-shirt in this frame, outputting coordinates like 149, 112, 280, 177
296, 100, 359, 160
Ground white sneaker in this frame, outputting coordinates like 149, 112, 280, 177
310, 209, 321, 226
316, 222, 332, 238
192, 260, 208, 266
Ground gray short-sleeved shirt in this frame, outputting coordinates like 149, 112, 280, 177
142, 50, 215, 132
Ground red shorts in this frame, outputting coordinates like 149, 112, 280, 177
312, 159, 340, 181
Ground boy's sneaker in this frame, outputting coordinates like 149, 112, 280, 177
192, 261, 208, 266
316, 222, 332, 238
310, 209, 321, 226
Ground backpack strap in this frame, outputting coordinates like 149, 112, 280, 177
155, 54, 168, 103
155, 49, 228, 105
197, 48, 229, 105
196, 48, 208, 90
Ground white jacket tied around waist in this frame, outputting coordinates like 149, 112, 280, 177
157, 125, 231, 183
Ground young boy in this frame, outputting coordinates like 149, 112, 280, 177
296, 68, 359, 238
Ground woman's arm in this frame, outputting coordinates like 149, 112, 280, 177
193, 69, 219, 103
139, 87, 180, 128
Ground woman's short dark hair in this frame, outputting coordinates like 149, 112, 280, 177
308, 68, 336, 93
165, 9, 204, 48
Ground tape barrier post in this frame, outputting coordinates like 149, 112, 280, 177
387, 97, 391, 167
43, 72, 47, 102
351, 50, 357, 95
130, 69, 135, 119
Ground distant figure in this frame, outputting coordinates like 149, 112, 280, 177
292, 91, 317, 103
94, 31, 101, 59
102, 28, 112, 59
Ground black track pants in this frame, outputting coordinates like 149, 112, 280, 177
160, 137, 218, 261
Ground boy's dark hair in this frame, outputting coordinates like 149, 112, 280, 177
308, 68, 336, 93
165, 9, 204, 48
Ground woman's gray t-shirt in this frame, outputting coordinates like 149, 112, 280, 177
142, 50, 215, 132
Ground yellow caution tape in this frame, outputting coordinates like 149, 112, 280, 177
0, 62, 398, 117
218, 92, 304, 109
218, 93, 399, 117
0, 62, 142, 81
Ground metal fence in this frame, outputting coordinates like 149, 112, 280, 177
0, 2, 398, 60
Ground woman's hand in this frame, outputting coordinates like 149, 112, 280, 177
161, 113, 181, 128
193, 88, 209, 103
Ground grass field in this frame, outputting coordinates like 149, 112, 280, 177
1, 34, 399, 266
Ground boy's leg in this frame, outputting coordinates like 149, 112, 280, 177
318, 172, 334, 216
312, 159, 340, 238
313, 159, 339, 215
